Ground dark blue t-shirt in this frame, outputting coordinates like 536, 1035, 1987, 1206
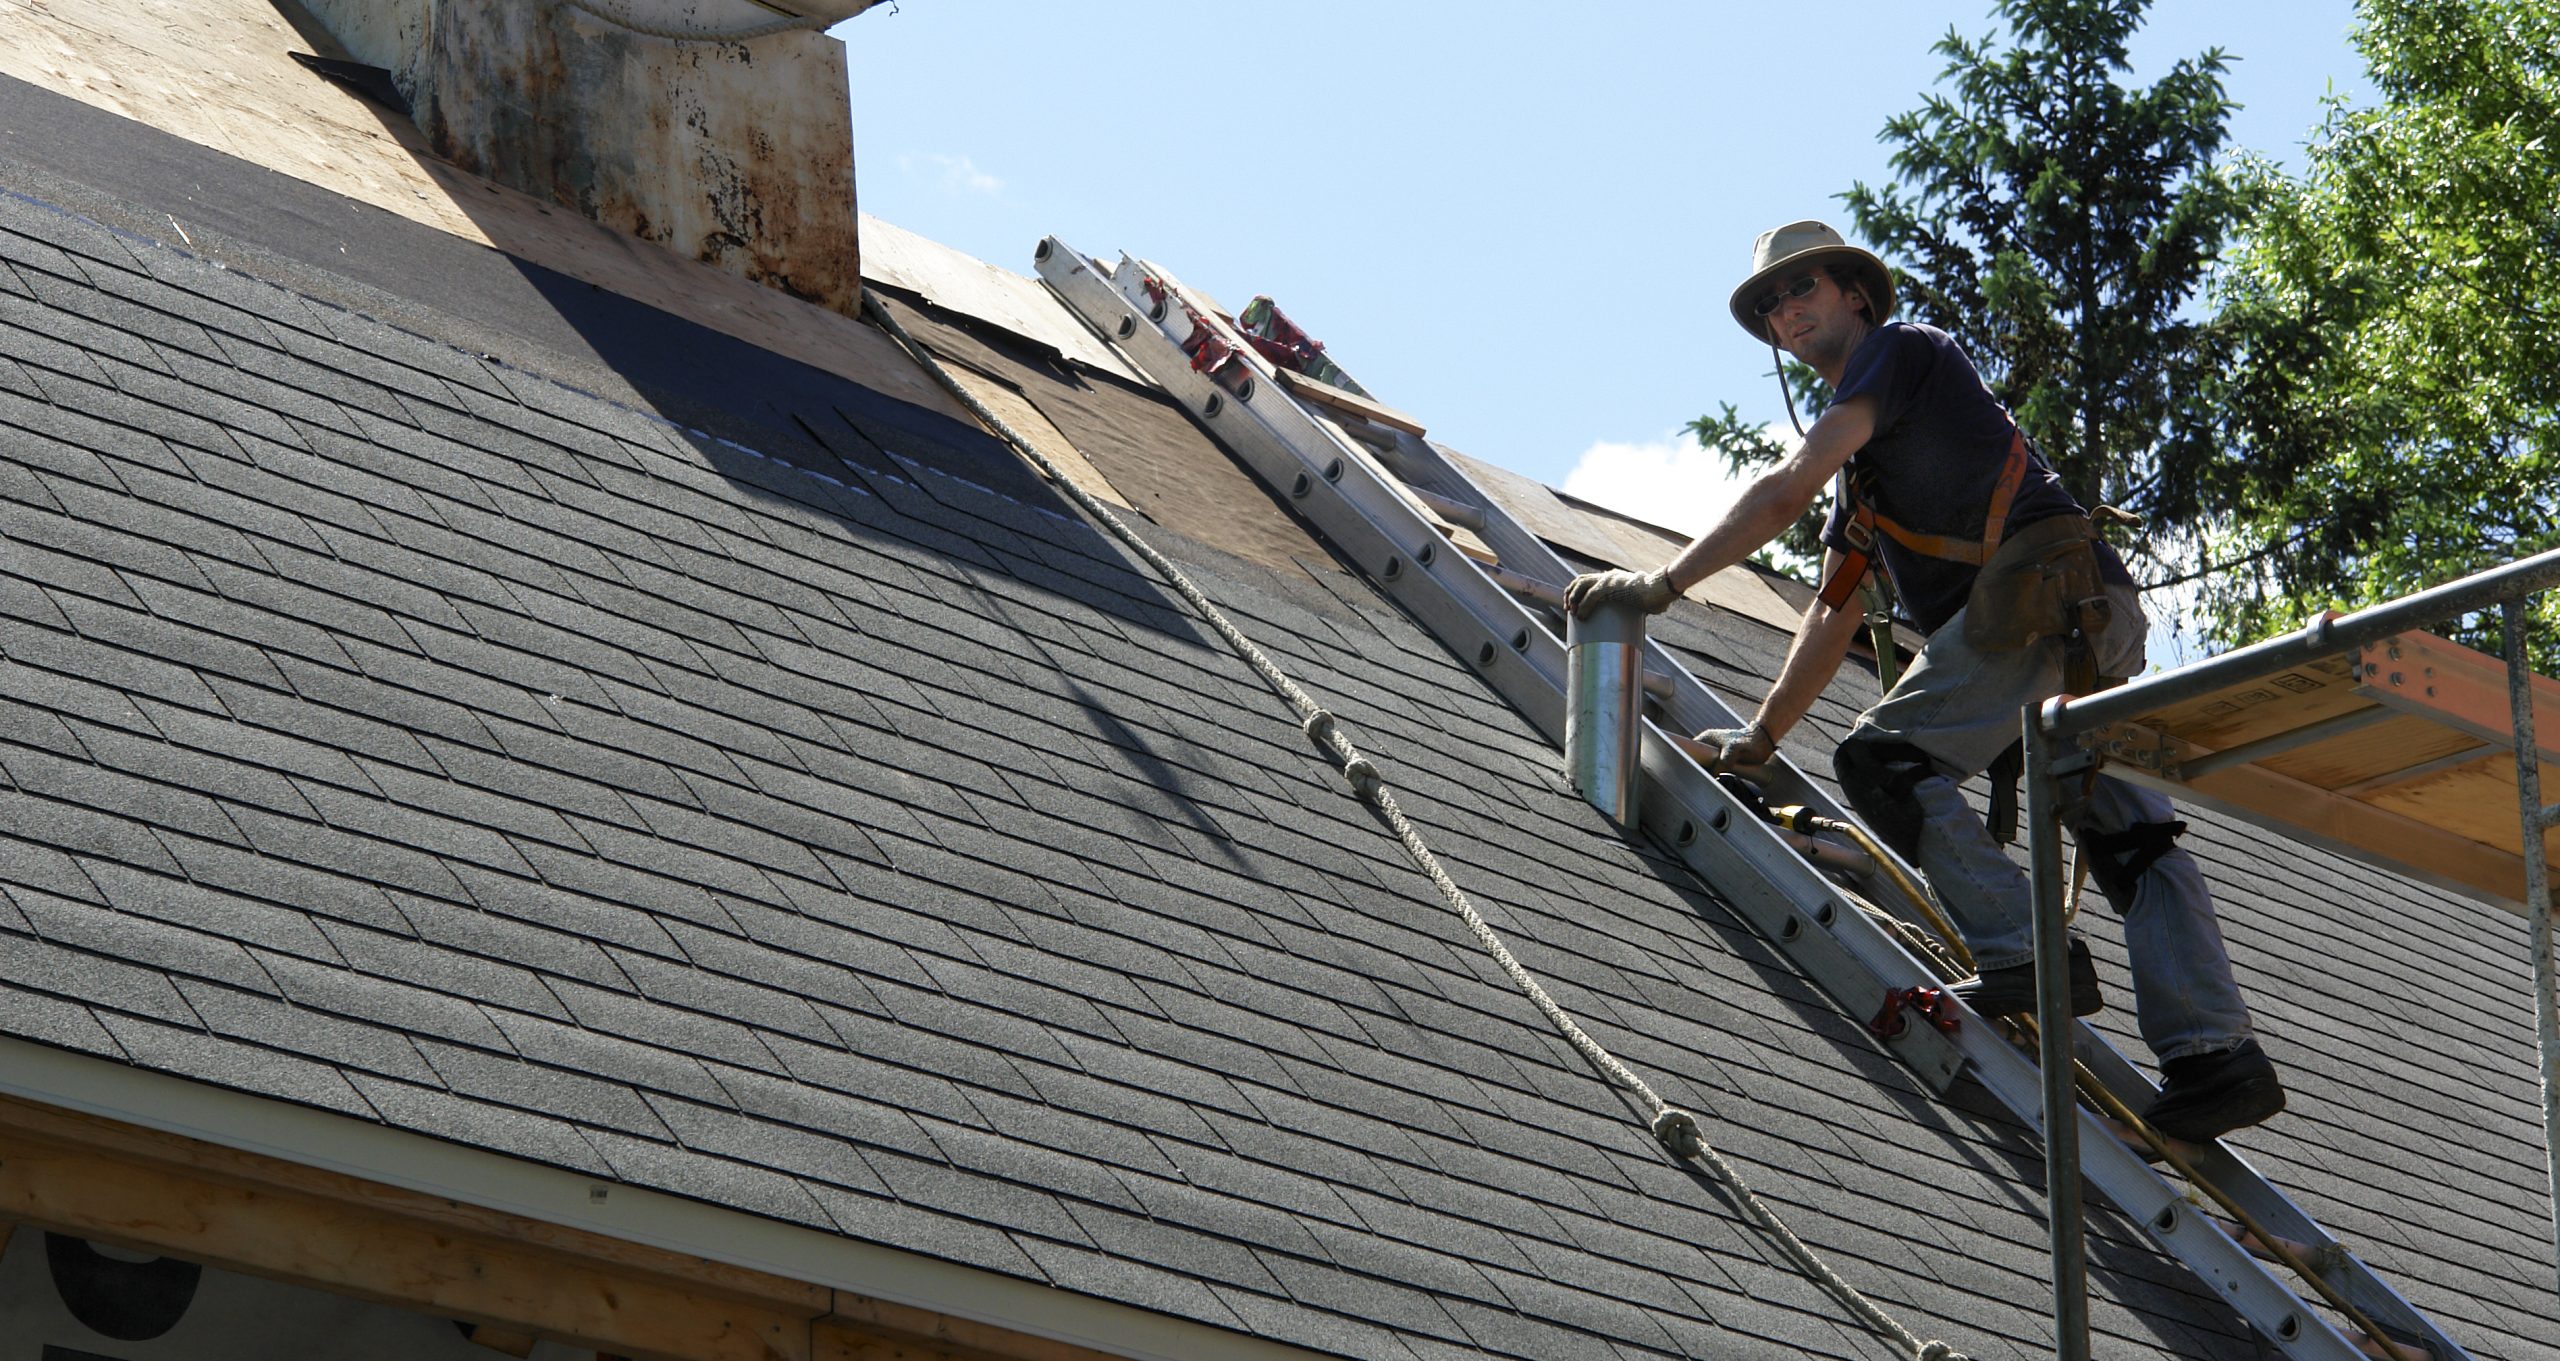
1817, 321, 2115, 634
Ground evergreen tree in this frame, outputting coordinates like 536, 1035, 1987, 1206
2202, 0, 2559, 667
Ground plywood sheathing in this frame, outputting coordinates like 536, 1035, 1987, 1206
861, 214, 1144, 386
865, 292, 1337, 579
1440, 448, 1810, 636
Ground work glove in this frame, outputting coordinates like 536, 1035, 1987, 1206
1562, 567, 1677, 619
1694, 721, 1775, 777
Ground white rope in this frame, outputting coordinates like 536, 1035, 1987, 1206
858, 289, 1969, 1361
556, 0, 829, 42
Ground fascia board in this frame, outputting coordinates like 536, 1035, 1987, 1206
0, 1036, 1328, 1361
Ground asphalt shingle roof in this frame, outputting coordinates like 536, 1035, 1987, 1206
0, 125, 2554, 1361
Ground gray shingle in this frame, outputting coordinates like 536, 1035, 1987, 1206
0, 836, 107, 907
604, 944, 838, 1046
176, 976, 449, 1082
98, 1010, 379, 1119
543, 975, 786, 1076
800, 1181, 1047, 1281
344, 1073, 612, 1173
17, 884, 277, 995
0, 980, 121, 1057
861, 1144, 1092, 1247
0, 784, 186, 877
415, 1036, 675, 1139
80, 844, 355, 961
255, 947, 507, 1049
382, 889, 627, 992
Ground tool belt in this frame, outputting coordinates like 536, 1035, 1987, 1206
1960, 512, 2106, 654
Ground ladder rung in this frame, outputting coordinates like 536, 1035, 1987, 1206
1409, 487, 1485, 532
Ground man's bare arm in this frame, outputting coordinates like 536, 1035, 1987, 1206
1660, 395, 1877, 596
1752, 549, 1867, 742
1561, 394, 1877, 622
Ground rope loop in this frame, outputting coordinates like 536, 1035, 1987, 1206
1652, 1108, 1706, 1160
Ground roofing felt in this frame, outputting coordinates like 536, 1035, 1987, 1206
0, 82, 2554, 1361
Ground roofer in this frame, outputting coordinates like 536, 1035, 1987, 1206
1562, 221, 2284, 1144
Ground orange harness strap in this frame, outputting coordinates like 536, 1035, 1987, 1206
1818, 428, 2030, 611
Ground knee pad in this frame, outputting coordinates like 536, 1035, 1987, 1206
2078, 819, 2187, 902
1832, 737, 1938, 861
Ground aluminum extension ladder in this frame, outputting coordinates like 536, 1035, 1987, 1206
1034, 237, 2470, 1361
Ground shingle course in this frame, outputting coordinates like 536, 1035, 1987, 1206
0, 174, 2545, 1361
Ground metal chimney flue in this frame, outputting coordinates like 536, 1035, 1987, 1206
1566, 601, 1646, 825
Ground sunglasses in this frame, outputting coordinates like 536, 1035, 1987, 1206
1752, 273, 1824, 318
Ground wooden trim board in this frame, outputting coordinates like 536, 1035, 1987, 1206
0, 1094, 1123, 1361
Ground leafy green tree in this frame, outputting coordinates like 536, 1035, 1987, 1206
1690, 0, 2244, 588
2200, 0, 2559, 667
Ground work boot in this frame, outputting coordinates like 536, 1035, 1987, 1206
2145, 1039, 2285, 1143
1948, 935, 2102, 1017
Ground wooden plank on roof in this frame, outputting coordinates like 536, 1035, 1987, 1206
2356, 631, 2560, 766
2365, 755, 2560, 859
1437, 448, 1804, 634
920, 346, 1135, 511
2127, 653, 2369, 752
1273, 368, 1426, 437
2254, 711, 2481, 789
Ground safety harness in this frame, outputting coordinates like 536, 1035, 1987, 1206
1817, 427, 2030, 612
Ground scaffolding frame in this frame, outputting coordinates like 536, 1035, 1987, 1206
2024, 546, 2560, 1360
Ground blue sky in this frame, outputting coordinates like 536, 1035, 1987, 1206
841, 2, 2377, 548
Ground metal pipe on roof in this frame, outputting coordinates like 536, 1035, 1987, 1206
2042, 545, 2560, 739
1566, 600, 1647, 826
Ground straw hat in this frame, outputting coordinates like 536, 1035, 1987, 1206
1728, 220, 1895, 343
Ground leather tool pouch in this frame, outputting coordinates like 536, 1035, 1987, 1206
1962, 513, 2103, 653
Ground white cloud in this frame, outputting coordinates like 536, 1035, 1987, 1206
1558, 428, 1775, 540
899, 152, 1003, 196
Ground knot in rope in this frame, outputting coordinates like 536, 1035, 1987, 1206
1302, 710, 1338, 746
1341, 756, 1381, 800
1651, 1107, 1706, 1160
1917, 1341, 1967, 1361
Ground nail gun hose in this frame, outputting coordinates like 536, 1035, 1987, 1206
1778, 808, 1973, 975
